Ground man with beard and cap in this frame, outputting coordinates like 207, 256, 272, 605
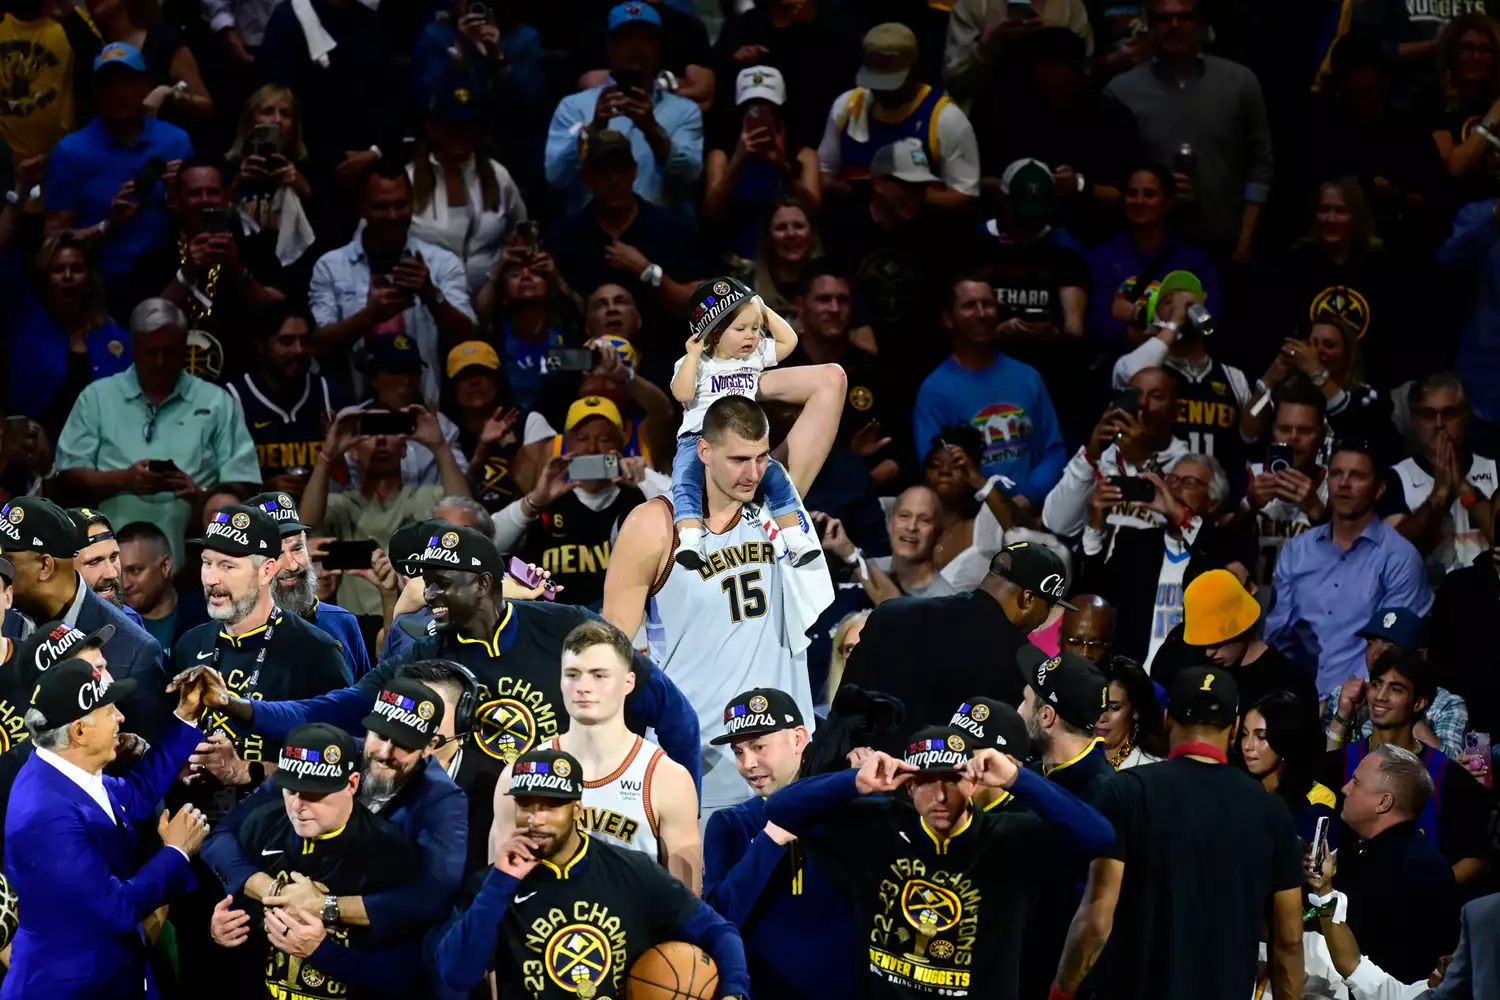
0, 496, 169, 742
204, 678, 468, 961
205, 722, 428, 1000
761, 730, 1112, 1000
704, 687, 860, 1000
66, 508, 144, 629
949, 697, 1031, 811
191, 518, 701, 829
244, 490, 371, 679
434, 747, 753, 1000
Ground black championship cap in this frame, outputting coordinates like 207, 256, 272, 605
0, 556, 11, 583
904, 724, 974, 773
273, 723, 359, 794
403, 521, 504, 578
67, 507, 114, 541
0, 497, 82, 557
362, 677, 442, 751
995, 541, 1078, 610
388, 520, 429, 576
16, 620, 114, 683
688, 277, 754, 342
709, 687, 804, 745
950, 697, 1030, 757
1168, 667, 1240, 728
245, 491, 311, 536
1017, 646, 1109, 731
506, 747, 584, 801
29, 657, 136, 729
201, 504, 280, 558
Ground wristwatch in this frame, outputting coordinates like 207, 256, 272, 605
321, 894, 340, 926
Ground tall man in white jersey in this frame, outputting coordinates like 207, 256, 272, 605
605, 377, 846, 817
492, 620, 704, 891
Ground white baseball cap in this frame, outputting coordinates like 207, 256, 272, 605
870, 138, 939, 184
735, 65, 787, 106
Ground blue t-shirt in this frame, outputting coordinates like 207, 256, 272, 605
44, 117, 194, 276
501, 322, 566, 412
912, 353, 1067, 504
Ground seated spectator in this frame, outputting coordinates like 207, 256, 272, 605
68, 506, 130, 617
1381, 372, 1495, 581
54, 298, 262, 567
44, 43, 193, 303
410, 0, 508, 113
545, 3, 705, 214
1086, 165, 1219, 348
912, 428, 1013, 592
224, 303, 351, 498
1104, 0, 1272, 256
224, 84, 318, 272
1241, 381, 1329, 589
6, 233, 131, 443
0, 0, 98, 167
301, 406, 470, 616
1430, 537, 1500, 733
704, 67, 820, 266
1096, 654, 1166, 769
1265, 441, 1431, 695
914, 276, 1066, 518
339, 334, 469, 490
473, 241, 583, 414
1438, 194, 1500, 440
85, 0, 213, 123
126, 158, 285, 385
574, 0, 717, 111
408, 82, 528, 297
821, 607, 870, 706
822, 484, 955, 604
309, 159, 476, 406
819, 23, 979, 209
440, 341, 548, 514
495, 395, 649, 609
1241, 691, 1338, 847
732, 195, 824, 330
1430, 13, 1500, 200
117, 519, 207, 654
943, 0, 1094, 102
980, 159, 1089, 340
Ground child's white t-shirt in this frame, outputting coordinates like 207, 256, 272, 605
674, 337, 779, 436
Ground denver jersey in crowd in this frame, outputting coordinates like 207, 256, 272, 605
225, 369, 347, 482
516, 486, 645, 608
231, 800, 420, 999
1168, 357, 1250, 478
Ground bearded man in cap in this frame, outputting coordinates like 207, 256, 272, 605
1, 496, 170, 742
949, 696, 1032, 811
66, 507, 143, 628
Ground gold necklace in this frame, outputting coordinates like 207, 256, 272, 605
179, 235, 222, 322
1107, 729, 1136, 769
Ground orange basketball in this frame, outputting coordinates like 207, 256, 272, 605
626, 941, 719, 1000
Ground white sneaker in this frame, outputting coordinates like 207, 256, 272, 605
779, 524, 823, 567
674, 526, 707, 570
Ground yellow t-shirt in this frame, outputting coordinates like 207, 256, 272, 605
0, 14, 81, 165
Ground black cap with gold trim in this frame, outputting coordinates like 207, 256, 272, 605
506, 748, 584, 801
273, 723, 358, 793
362, 677, 442, 751
949, 697, 1030, 757
904, 724, 974, 773
245, 491, 311, 536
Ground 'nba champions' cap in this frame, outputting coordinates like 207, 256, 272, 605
16, 620, 113, 681
507, 748, 584, 801
362, 678, 442, 751
709, 688, 804, 745
400, 520, 504, 578
273, 724, 358, 794
245, 491, 311, 536
1017, 646, 1109, 731
0, 497, 82, 557
904, 725, 974, 773
200, 504, 279, 558
994, 542, 1078, 610
949, 697, 1030, 757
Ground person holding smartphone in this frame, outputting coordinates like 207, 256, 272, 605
1241, 382, 1329, 588
225, 84, 315, 253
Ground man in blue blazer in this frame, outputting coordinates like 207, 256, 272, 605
1428, 891, 1500, 999
2, 657, 223, 1000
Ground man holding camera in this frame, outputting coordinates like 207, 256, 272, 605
1242, 381, 1329, 589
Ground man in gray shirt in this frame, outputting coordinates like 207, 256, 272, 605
1105, 0, 1273, 259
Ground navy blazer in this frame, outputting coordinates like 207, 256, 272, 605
1, 715, 201, 1000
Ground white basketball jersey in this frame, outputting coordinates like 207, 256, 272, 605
644, 499, 814, 812
552, 735, 664, 860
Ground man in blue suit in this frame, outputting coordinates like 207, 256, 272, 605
1428, 892, 1500, 999
2, 656, 223, 999
2, 497, 171, 743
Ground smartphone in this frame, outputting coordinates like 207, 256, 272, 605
358, 410, 418, 437
467, 0, 487, 16
1310, 815, 1331, 871
1267, 441, 1294, 475
147, 459, 179, 474
1108, 475, 1155, 504
1174, 143, 1197, 177
1465, 732, 1492, 788
517, 220, 541, 255
1111, 387, 1141, 416
545, 347, 596, 373
744, 103, 774, 126
1007, 0, 1041, 22
199, 206, 230, 234
250, 123, 280, 159
613, 67, 646, 97
321, 539, 377, 572
568, 453, 620, 482
134, 156, 166, 199
507, 557, 558, 601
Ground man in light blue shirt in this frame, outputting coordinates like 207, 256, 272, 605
1266, 443, 1431, 694
544, 2, 703, 214
54, 299, 262, 569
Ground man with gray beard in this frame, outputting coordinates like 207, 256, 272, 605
244, 491, 373, 679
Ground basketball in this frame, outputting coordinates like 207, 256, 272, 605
626, 941, 719, 1000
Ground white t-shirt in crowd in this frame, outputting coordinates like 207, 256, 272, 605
675, 337, 778, 437
1147, 536, 1190, 669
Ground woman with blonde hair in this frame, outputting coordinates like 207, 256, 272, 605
225, 85, 316, 266
821, 609, 870, 708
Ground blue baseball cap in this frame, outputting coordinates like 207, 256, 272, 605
94, 42, 147, 74
360, 333, 425, 374
608, 1, 661, 31
1357, 608, 1426, 649
428, 82, 484, 124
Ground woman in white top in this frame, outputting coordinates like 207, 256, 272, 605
1096, 656, 1166, 770
407, 87, 528, 297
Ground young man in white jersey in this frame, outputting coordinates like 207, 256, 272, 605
604, 382, 845, 818
491, 620, 703, 892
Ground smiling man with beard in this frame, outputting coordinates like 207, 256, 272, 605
65, 508, 145, 630
244, 490, 371, 679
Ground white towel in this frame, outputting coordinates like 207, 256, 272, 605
843, 88, 873, 144
236, 188, 316, 266
749, 498, 834, 658
290, 0, 336, 67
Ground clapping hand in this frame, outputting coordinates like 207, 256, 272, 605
158, 804, 212, 856
479, 407, 520, 446
850, 420, 893, 459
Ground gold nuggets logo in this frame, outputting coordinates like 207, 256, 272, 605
476, 698, 538, 762
324, 744, 341, 765
232, 512, 251, 530
554, 758, 572, 778
394, 335, 412, 351
712, 281, 731, 296
417, 700, 435, 721
301, 966, 325, 988
748, 695, 768, 713
850, 385, 874, 411
946, 734, 965, 752
970, 704, 989, 722
1039, 655, 1061, 685
278, 494, 295, 509
900, 880, 962, 964
6, 508, 20, 525
544, 923, 612, 997
1310, 286, 1371, 340
441, 531, 460, 550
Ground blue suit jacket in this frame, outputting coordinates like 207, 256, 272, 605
1427, 891, 1500, 1000
1, 715, 200, 1000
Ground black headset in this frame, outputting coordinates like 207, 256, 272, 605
396, 658, 480, 738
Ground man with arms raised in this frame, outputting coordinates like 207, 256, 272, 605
493, 620, 701, 890
606, 370, 846, 815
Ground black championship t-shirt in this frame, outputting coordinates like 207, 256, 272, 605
494, 834, 700, 999
517, 486, 646, 609
234, 800, 417, 1000
1096, 756, 1303, 1000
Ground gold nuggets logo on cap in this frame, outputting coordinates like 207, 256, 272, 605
748, 695, 769, 713
971, 703, 990, 722
324, 744, 342, 765
6, 508, 21, 525
946, 734, 965, 752
713, 281, 731, 296
554, 758, 572, 778
441, 531, 459, 550
417, 700, 435, 721
1039, 654, 1061, 685
231, 512, 251, 530
850, 386, 874, 411
278, 494, 294, 509
394, 335, 412, 351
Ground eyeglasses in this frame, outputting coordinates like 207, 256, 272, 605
1061, 637, 1110, 651
143, 403, 161, 444
1413, 406, 1464, 422
1164, 473, 1206, 490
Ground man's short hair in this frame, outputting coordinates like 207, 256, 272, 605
947, 272, 994, 308
702, 395, 770, 445
561, 620, 635, 670
802, 258, 850, 291
175, 157, 225, 184
1369, 648, 1436, 713
395, 659, 471, 702
360, 157, 413, 194
129, 298, 186, 338
1274, 376, 1328, 421
1329, 437, 1377, 467
1409, 371, 1469, 414
256, 300, 316, 340
117, 521, 171, 557
1369, 743, 1434, 818
432, 496, 495, 541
